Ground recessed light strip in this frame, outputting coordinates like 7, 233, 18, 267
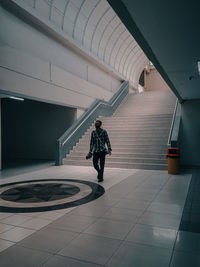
197, 61, 200, 75
9, 96, 24, 101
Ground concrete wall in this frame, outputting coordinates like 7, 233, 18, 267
144, 66, 170, 91
180, 100, 200, 167
2, 98, 77, 161
0, 100, 1, 169
0, 6, 121, 109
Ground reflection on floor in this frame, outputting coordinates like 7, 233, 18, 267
179, 169, 200, 234
0, 164, 199, 267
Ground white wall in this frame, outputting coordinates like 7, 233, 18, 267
77, 109, 85, 120
144, 67, 170, 91
0, 6, 121, 109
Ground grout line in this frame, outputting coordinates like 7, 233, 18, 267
168, 230, 179, 267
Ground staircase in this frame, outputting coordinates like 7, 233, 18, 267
63, 90, 176, 170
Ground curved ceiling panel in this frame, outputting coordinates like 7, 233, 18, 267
118, 39, 136, 73
109, 29, 126, 67
24, 0, 149, 87
125, 48, 142, 78
123, 45, 139, 76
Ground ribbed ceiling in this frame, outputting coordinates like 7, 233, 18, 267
23, 0, 149, 86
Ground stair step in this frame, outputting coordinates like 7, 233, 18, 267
78, 140, 168, 145
100, 117, 172, 124
63, 159, 167, 171
101, 118, 172, 123
84, 132, 169, 137
88, 127, 170, 131
98, 127, 171, 131
66, 155, 167, 164
70, 151, 166, 159
102, 115, 173, 119
101, 120, 172, 124
63, 90, 175, 171
76, 143, 167, 149
82, 136, 169, 141
101, 118, 172, 122
73, 148, 167, 154
85, 130, 170, 135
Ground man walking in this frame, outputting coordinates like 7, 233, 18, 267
88, 120, 112, 182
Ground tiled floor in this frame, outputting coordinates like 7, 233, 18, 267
0, 164, 199, 266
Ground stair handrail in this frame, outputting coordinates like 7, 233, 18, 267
56, 81, 129, 165
167, 99, 181, 147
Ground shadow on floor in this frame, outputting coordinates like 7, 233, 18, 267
0, 159, 54, 179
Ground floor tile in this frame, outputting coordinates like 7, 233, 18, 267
0, 223, 14, 234
42, 255, 103, 267
18, 212, 42, 217
175, 231, 200, 253
102, 207, 142, 222
19, 218, 51, 230
48, 214, 97, 233
126, 224, 177, 249
154, 194, 186, 205
114, 199, 150, 211
18, 227, 78, 253
106, 241, 172, 267
0, 227, 35, 242
69, 204, 110, 218
133, 187, 159, 194
37, 211, 64, 221
0, 239, 14, 252
1, 214, 32, 226
84, 218, 134, 240
0, 213, 12, 220
58, 233, 121, 265
54, 207, 75, 214
138, 183, 163, 191
0, 245, 51, 267
170, 251, 200, 267
147, 202, 183, 216
139, 211, 181, 230
124, 191, 157, 202
90, 195, 120, 207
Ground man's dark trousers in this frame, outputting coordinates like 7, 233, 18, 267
93, 151, 105, 180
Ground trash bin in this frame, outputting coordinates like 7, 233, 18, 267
166, 148, 180, 174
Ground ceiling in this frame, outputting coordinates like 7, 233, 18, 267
2, 0, 149, 87
108, 0, 200, 102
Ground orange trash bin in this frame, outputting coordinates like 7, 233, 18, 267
166, 148, 180, 174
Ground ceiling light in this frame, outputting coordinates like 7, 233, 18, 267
198, 61, 200, 75
9, 96, 24, 101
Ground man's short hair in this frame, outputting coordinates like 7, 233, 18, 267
96, 120, 102, 125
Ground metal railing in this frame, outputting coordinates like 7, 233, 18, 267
55, 81, 129, 165
167, 99, 181, 147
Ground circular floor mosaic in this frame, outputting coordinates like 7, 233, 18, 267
0, 179, 105, 213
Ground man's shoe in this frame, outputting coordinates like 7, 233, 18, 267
98, 179, 104, 182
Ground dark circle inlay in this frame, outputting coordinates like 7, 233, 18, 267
0, 179, 105, 213
1, 183, 80, 203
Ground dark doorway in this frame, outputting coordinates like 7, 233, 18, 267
1, 98, 77, 170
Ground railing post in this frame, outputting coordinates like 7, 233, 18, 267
55, 140, 63, 166
168, 99, 181, 147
